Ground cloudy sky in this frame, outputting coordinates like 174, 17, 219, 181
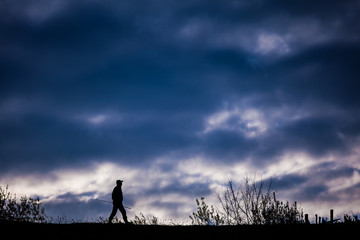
1, 0, 360, 222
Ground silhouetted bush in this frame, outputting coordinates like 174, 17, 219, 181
0, 185, 46, 223
190, 197, 224, 226
133, 212, 159, 225
343, 214, 360, 224
261, 192, 303, 224
217, 177, 303, 225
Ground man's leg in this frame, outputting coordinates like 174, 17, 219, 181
119, 204, 129, 224
108, 204, 118, 223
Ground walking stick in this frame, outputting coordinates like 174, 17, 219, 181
95, 199, 132, 209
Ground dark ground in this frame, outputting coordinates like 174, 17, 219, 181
1, 223, 358, 239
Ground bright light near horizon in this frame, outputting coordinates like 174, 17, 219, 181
1, 153, 360, 222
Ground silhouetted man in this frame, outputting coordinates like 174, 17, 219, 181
109, 180, 129, 224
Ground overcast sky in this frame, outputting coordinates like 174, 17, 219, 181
1, 0, 360, 222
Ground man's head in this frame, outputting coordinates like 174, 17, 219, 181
116, 180, 123, 186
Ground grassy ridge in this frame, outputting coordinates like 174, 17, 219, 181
2, 223, 357, 239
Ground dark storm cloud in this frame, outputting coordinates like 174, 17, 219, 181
1, 0, 360, 183
200, 112, 357, 167
201, 129, 257, 161
207, 42, 360, 109
0, 2, 139, 98
271, 174, 308, 191
275, 116, 348, 157
272, 43, 360, 105
295, 184, 329, 201
144, 180, 211, 197
0, 109, 202, 174
304, 162, 360, 183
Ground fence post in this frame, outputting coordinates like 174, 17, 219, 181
315, 214, 318, 224
305, 214, 309, 224
330, 209, 334, 224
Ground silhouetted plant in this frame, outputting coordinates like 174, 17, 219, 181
262, 192, 303, 224
190, 197, 224, 226
45, 215, 80, 224
343, 214, 360, 224
217, 177, 303, 225
133, 212, 159, 225
0, 185, 46, 223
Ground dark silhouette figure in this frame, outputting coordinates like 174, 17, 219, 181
109, 180, 129, 224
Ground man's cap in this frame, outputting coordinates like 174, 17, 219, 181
116, 180, 123, 183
